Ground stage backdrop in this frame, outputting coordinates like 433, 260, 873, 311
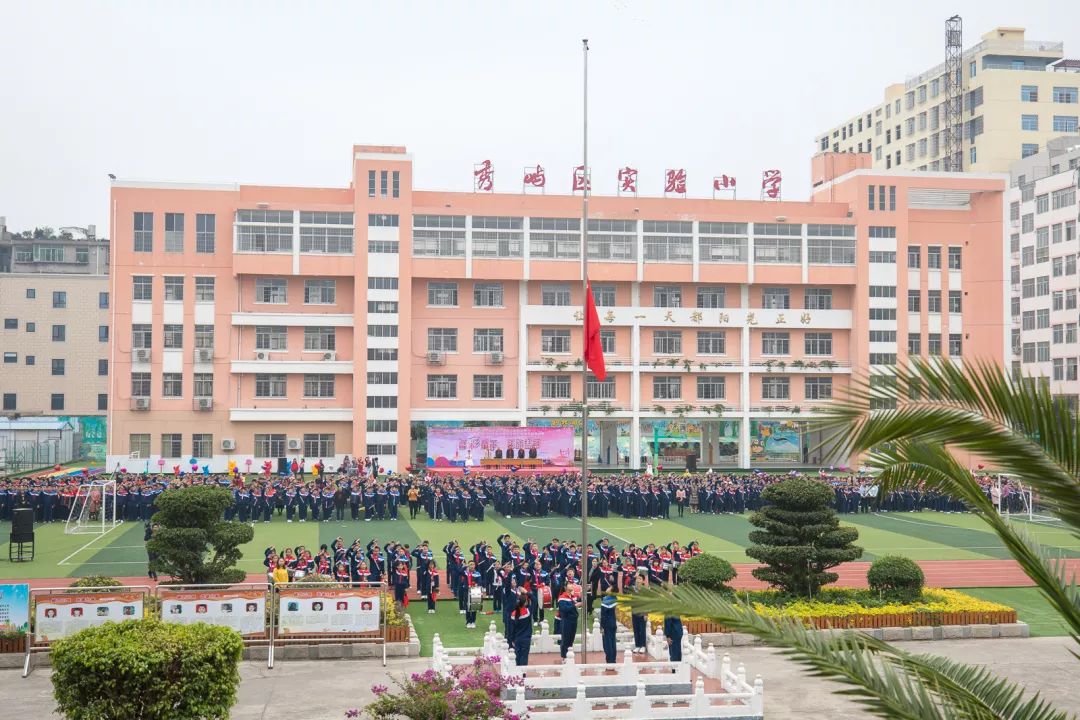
426, 426, 574, 470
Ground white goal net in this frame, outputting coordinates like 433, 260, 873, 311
65, 477, 119, 535
993, 475, 1059, 524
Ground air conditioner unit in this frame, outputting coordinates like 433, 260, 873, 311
427, 351, 445, 365
133, 348, 151, 363
254, 350, 269, 361
287, 438, 301, 451
133, 397, 150, 411
196, 348, 213, 363
195, 397, 213, 411
322, 351, 337, 361
221, 438, 236, 451
487, 351, 504, 365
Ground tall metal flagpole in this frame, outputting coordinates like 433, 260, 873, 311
579, 37, 590, 663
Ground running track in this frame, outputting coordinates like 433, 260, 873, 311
18, 558, 1080, 591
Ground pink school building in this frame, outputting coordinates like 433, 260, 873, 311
106, 146, 1007, 473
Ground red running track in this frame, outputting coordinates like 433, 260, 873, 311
17, 558, 1080, 592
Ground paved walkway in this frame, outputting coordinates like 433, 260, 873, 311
4, 638, 1077, 718
21, 557, 1080, 591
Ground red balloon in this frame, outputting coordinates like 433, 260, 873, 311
977, 464, 985, 470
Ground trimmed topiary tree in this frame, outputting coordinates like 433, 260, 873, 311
51, 619, 243, 720
745, 477, 862, 596
867, 555, 925, 603
678, 553, 737, 596
147, 485, 253, 584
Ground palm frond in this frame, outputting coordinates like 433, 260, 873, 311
628, 584, 1072, 720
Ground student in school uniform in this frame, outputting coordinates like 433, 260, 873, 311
663, 614, 683, 662
509, 591, 532, 666
425, 560, 439, 614
556, 587, 578, 660
599, 593, 618, 663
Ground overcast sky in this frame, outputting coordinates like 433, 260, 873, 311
1, 0, 1074, 233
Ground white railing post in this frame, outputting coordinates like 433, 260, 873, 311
737, 662, 747, 689
513, 685, 526, 715
574, 684, 588, 713
508, 645, 516, 668
631, 679, 649, 715
692, 677, 706, 714
706, 644, 718, 678
752, 674, 765, 714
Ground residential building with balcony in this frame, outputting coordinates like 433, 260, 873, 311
107, 146, 1006, 473
816, 27, 1078, 174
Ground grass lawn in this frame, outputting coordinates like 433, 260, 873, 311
961, 587, 1070, 637
406, 602, 502, 656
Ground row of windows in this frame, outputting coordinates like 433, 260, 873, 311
14, 289, 109, 309
133, 212, 217, 253
130, 372, 339, 399
906, 290, 963, 313
905, 334, 963, 356
905, 245, 962, 269
130, 433, 339, 460
2, 393, 105, 412
1020, 86, 1080, 103
2, 317, 107, 342
531, 374, 836, 402
1019, 114, 1079, 133
132, 276, 216, 302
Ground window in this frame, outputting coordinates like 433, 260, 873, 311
99, 291, 109, 309
889, 186, 896, 211
927, 290, 942, 313
1023, 246, 1035, 267
947, 247, 962, 270
300, 213, 354, 254
1037, 275, 1050, 296
2, 352, 15, 363
587, 284, 616, 308
948, 290, 962, 313
368, 301, 398, 314
1, 393, 15, 411
541, 375, 571, 400
762, 288, 789, 309
908, 333, 922, 355
304, 327, 335, 351
473, 328, 504, 353
1053, 187, 1077, 210
52, 324, 65, 342
368, 170, 376, 197
134, 211, 153, 252
600, 330, 615, 354
160, 324, 182, 349
162, 373, 183, 397
804, 332, 832, 356
541, 329, 571, 354
653, 376, 682, 400
428, 281, 458, 306
99, 325, 108, 342
192, 434, 213, 457
164, 276, 184, 301
804, 288, 832, 310
236, 210, 294, 252
132, 324, 152, 349
367, 396, 397, 408
130, 372, 151, 397
1053, 325, 1065, 344
392, 171, 400, 198
697, 376, 725, 400
869, 308, 897, 320
868, 185, 876, 210
696, 286, 725, 309
1053, 358, 1065, 380
381, 170, 388, 197
1037, 194, 1050, 214
472, 216, 524, 257
804, 377, 833, 400
303, 279, 336, 305
255, 278, 287, 304
927, 246, 941, 269
697, 330, 726, 355
1022, 311, 1036, 330
368, 240, 398, 253
869, 286, 896, 298
195, 277, 215, 301
761, 376, 790, 400
653, 285, 682, 308
51, 358, 65, 376
869, 250, 896, 263
653, 330, 682, 355
756, 236, 802, 263
1021, 114, 1039, 131
368, 325, 397, 337
583, 373, 614, 400
368, 213, 399, 227
869, 353, 897, 365
1054, 86, 1079, 104
474, 374, 504, 399
3, 318, 15, 329
96, 393, 106, 411
25, 322, 34, 333
412, 215, 466, 257
949, 334, 962, 356
1022, 143, 1039, 158
193, 373, 213, 397
254, 434, 286, 457
1053, 116, 1078, 133
303, 374, 335, 398
1037, 308, 1050, 329
1021, 85, 1039, 102
255, 326, 287, 351
1069, 358, 1080, 381
762, 331, 789, 355
161, 433, 182, 458
164, 213, 184, 252
907, 246, 921, 268
52, 291, 67, 308
474, 282, 504, 307
196, 213, 215, 253
302, 433, 335, 457
25, 288, 35, 299
367, 419, 398, 433
541, 284, 572, 306
928, 334, 942, 356
427, 328, 457, 352
255, 374, 286, 398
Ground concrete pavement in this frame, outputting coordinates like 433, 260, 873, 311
3, 637, 1077, 718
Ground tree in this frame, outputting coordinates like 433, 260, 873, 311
677, 553, 737, 596
631, 359, 1080, 718
745, 477, 862, 595
147, 485, 253, 584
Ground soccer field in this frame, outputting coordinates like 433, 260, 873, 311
1, 510, 1077, 581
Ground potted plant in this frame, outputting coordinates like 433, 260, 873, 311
555, 361, 569, 371
603, 403, 616, 416
820, 359, 837, 370
540, 405, 551, 416
573, 358, 584, 368
775, 360, 787, 372
763, 359, 775, 372
683, 359, 693, 372
712, 403, 726, 416
653, 404, 667, 414
805, 360, 819, 369
543, 356, 555, 367
791, 405, 801, 414
698, 362, 709, 372
791, 359, 805, 369
652, 359, 661, 368
666, 358, 679, 368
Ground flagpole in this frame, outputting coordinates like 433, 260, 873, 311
579, 37, 590, 663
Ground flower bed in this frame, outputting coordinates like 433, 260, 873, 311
619, 588, 1017, 633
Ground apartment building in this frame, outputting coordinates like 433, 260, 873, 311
816, 27, 1078, 174
107, 146, 1006, 473
1007, 136, 1080, 406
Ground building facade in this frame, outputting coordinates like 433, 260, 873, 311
1007, 136, 1080, 405
816, 27, 1077, 174
106, 146, 1007, 473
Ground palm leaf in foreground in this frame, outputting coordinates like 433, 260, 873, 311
629, 584, 1073, 720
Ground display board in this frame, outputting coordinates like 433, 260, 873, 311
276, 587, 381, 634
159, 589, 267, 636
34, 592, 144, 642
426, 426, 574, 470
0, 584, 29, 636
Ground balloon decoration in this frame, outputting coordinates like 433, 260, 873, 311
189, 457, 198, 467
977, 464, 985, 470
228, 460, 237, 474
312, 465, 320, 477
245, 458, 253, 468
120, 467, 128, 474
172, 465, 181, 475
262, 460, 272, 476
157, 458, 165, 467
202, 465, 210, 476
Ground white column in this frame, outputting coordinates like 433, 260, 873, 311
740, 284, 752, 468
631, 281, 641, 469
464, 215, 473, 279
518, 282, 529, 425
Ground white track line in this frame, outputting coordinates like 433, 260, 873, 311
57, 523, 125, 565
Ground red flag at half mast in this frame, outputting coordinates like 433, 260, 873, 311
584, 280, 606, 381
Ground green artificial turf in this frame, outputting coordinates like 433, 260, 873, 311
961, 587, 1072, 637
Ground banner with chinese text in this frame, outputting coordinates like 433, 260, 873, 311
276, 587, 381, 635
159, 589, 266, 636
34, 592, 143, 642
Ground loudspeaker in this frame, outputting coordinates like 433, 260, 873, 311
10, 507, 34, 542
686, 453, 699, 472
277, 457, 288, 474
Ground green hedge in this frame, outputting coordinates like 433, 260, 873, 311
51, 619, 243, 720
867, 555, 925, 603
678, 553, 737, 595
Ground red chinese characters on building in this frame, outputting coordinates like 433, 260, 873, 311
713, 175, 736, 190
473, 160, 494, 192
618, 166, 638, 193
761, 169, 782, 199
523, 165, 546, 188
572, 165, 591, 192
664, 168, 687, 194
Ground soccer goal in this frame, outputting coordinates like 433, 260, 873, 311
994, 475, 1059, 524
65, 476, 119, 535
